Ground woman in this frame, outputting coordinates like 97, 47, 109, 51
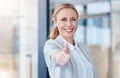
44, 3, 97, 78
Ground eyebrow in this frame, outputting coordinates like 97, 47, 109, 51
61, 17, 77, 18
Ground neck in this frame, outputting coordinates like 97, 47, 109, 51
63, 36, 75, 45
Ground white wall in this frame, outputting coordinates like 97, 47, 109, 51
19, 0, 38, 78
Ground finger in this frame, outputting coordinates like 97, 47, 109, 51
60, 56, 69, 66
63, 53, 70, 60
63, 43, 70, 54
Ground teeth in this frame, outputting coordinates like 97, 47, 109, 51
65, 29, 72, 32
66, 29, 72, 32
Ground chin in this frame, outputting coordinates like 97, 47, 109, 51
65, 34, 74, 38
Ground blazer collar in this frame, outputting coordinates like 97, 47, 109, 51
55, 36, 64, 49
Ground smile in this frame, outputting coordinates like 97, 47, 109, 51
64, 28, 73, 32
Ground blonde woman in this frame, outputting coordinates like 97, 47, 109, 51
44, 3, 97, 78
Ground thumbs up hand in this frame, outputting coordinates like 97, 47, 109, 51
53, 43, 70, 66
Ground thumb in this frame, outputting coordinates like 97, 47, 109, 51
63, 43, 70, 54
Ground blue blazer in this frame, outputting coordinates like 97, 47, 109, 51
44, 36, 98, 78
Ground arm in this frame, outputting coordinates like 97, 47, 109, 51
44, 39, 61, 67
44, 39, 70, 67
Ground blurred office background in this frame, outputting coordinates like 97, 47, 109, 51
0, 0, 120, 78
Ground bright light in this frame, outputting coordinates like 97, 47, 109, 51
0, 0, 19, 17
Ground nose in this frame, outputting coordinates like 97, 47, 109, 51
66, 20, 72, 27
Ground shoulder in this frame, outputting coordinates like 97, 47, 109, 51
44, 39, 58, 47
45, 39, 56, 44
45, 36, 64, 47
44, 37, 62, 47
44, 39, 60, 54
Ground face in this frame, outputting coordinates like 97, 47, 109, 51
55, 8, 78, 39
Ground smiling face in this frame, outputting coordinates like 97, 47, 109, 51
55, 8, 78, 40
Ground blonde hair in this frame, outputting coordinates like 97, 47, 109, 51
49, 3, 79, 39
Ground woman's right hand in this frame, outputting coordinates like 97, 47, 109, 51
53, 43, 70, 66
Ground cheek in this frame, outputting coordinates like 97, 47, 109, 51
74, 26, 78, 32
56, 22, 64, 30
74, 23, 78, 29
57, 22, 64, 27
57, 25, 64, 32
75, 25, 78, 29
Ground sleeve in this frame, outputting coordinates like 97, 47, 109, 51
43, 39, 61, 67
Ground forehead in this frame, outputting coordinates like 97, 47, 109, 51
56, 8, 77, 18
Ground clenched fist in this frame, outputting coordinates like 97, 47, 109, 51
53, 43, 70, 66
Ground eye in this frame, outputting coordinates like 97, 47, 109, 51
71, 17, 77, 21
61, 18, 67, 21
71, 18, 77, 21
